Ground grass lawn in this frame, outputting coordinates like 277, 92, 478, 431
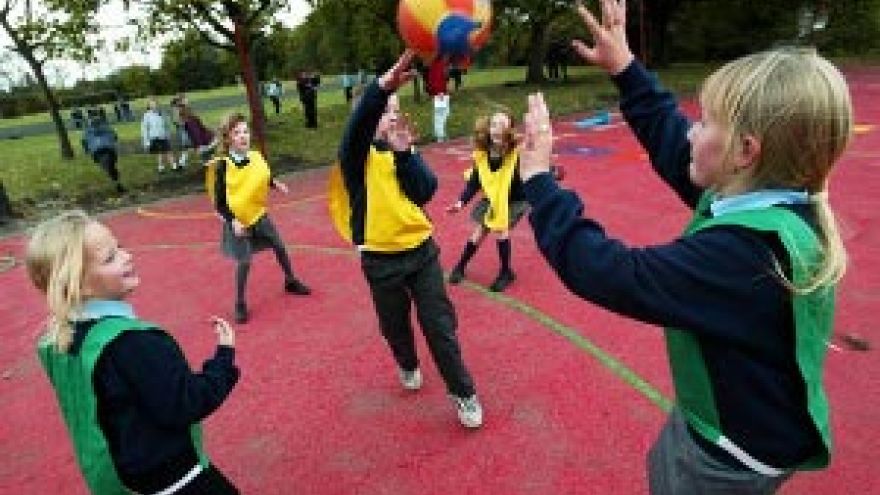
0, 64, 713, 229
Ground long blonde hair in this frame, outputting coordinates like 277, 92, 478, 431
700, 47, 853, 292
25, 211, 93, 352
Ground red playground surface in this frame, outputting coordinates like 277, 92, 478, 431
1, 69, 878, 494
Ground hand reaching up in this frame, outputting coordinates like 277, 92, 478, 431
571, 0, 635, 75
378, 50, 418, 92
518, 93, 554, 182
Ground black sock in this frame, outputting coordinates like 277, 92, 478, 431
455, 240, 479, 271
497, 239, 512, 273
235, 261, 250, 305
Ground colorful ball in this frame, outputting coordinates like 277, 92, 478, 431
397, 0, 492, 61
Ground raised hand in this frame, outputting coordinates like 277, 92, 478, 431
378, 50, 418, 92
571, 0, 634, 75
518, 93, 554, 182
211, 316, 235, 347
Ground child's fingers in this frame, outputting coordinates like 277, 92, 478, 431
576, 1, 603, 37
571, 39, 596, 64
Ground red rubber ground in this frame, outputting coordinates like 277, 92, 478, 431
1, 69, 878, 493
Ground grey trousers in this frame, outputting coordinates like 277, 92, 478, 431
360, 238, 476, 398
647, 410, 792, 495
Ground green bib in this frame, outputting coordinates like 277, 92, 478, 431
37, 317, 209, 494
666, 192, 833, 471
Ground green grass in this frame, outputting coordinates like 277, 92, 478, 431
0, 64, 712, 222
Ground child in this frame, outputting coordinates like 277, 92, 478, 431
141, 98, 176, 172
426, 57, 450, 142
333, 50, 483, 428
517, 1, 852, 493
81, 116, 126, 194
208, 113, 310, 324
446, 110, 527, 292
26, 211, 240, 494
180, 104, 217, 165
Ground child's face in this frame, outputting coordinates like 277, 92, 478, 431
687, 110, 729, 189
376, 95, 401, 139
228, 121, 250, 154
489, 112, 511, 147
82, 222, 139, 300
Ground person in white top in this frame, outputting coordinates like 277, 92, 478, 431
140, 99, 175, 172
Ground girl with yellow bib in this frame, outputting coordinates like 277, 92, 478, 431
208, 114, 310, 324
447, 111, 528, 292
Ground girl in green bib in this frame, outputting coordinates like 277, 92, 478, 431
27, 211, 240, 494
517, 1, 853, 493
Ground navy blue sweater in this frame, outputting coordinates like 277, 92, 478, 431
71, 320, 239, 492
522, 61, 823, 468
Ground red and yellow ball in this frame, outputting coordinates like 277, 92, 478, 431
397, 0, 492, 61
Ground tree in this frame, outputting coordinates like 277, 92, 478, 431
0, 0, 102, 159
496, 0, 574, 82
137, 1, 288, 155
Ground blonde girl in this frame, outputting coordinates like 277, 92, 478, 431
27, 210, 240, 494
516, 1, 852, 493
447, 110, 527, 292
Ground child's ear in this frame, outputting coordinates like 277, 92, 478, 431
735, 134, 762, 172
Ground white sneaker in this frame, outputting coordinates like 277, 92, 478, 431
450, 394, 483, 428
398, 367, 423, 391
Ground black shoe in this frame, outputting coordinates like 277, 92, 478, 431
285, 278, 311, 295
489, 270, 516, 292
116, 184, 127, 194
448, 267, 465, 284
234, 302, 249, 324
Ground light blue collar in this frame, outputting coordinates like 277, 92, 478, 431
229, 150, 248, 163
710, 189, 810, 217
79, 299, 136, 320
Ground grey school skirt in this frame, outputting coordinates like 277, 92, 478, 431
470, 198, 529, 229
221, 214, 284, 261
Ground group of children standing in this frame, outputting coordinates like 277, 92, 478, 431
141, 94, 217, 174
27, 1, 855, 493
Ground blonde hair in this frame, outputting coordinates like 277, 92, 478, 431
216, 113, 249, 155
25, 211, 93, 352
473, 110, 518, 155
700, 47, 853, 292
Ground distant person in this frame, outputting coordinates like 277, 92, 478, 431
180, 104, 217, 164
296, 71, 320, 129
70, 107, 85, 129
546, 40, 571, 80
426, 57, 450, 142
340, 68, 355, 103
266, 79, 283, 115
140, 99, 175, 173
448, 63, 463, 91
170, 93, 190, 168
81, 117, 126, 194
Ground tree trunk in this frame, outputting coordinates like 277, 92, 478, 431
15, 45, 74, 159
525, 21, 547, 83
233, 21, 268, 156
0, 180, 12, 222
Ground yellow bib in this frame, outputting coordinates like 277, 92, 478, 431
205, 151, 270, 227
328, 148, 433, 252
473, 149, 518, 232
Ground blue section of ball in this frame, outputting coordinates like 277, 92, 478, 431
436, 14, 480, 58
